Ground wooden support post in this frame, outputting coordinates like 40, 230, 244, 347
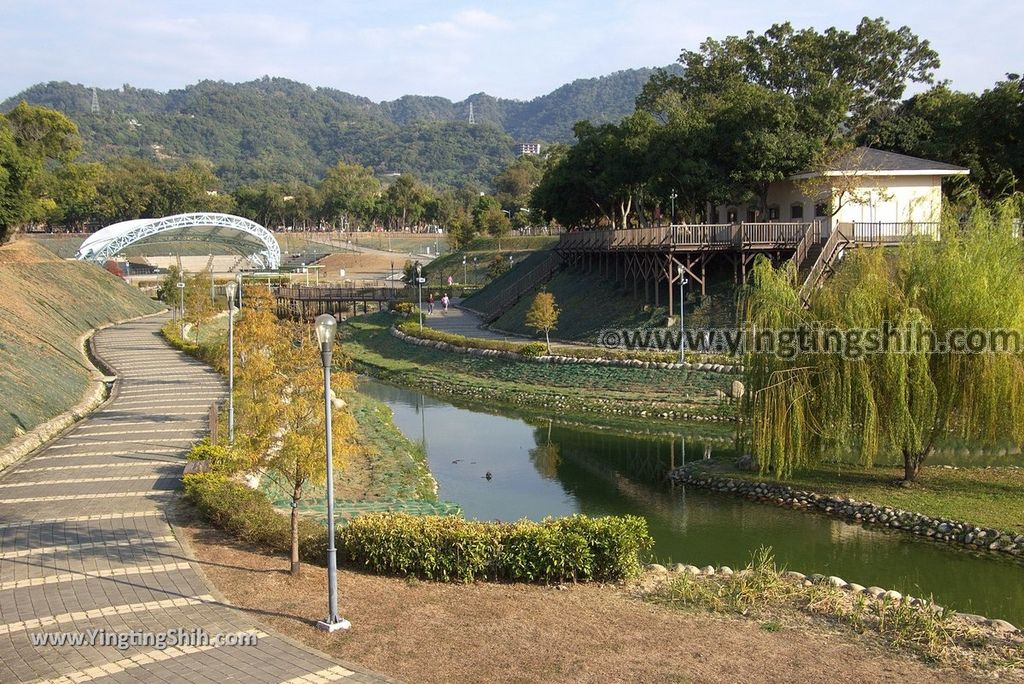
209, 402, 219, 446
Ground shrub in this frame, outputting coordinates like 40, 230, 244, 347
185, 473, 653, 584
182, 473, 324, 553
185, 441, 248, 475
392, 301, 417, 315
339, 512, 652, 583
518, 342, 547, 357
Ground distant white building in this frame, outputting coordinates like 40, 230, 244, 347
517, 143, 541, 157
714, 147, 969, 235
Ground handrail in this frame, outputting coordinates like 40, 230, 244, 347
558, 221, 816, 251
790, 220, 823, 272
798, 224, 854, 306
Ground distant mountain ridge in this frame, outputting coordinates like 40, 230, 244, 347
2, 66, 678, 188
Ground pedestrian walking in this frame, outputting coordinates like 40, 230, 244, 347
442, 293, 450, 313
427, 293, 434, 314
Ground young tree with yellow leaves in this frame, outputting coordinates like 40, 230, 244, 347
232, 287, 355, 575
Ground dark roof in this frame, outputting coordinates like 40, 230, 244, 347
828, 147, 969, 173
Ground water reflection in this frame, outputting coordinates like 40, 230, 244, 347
359, 377, 1024, 624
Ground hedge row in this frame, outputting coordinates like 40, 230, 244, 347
183, 472, 653, 583
160, 321, 223, 369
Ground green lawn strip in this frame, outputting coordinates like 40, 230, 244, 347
165, 315, 439, 504
343, 314, 735, 421
693, 457, 1024, 534
342, 388, 438, 501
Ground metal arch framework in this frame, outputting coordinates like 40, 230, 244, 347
76, 213, 281, 270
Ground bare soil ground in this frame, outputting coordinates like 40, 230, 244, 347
176, 518, 980, 684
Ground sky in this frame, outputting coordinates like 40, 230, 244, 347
2, 1, 1020, 103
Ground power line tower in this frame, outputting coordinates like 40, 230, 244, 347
468, 102, 475, 125
91, 88, 100, 114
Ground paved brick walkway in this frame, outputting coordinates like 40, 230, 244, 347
0, 315, 393, 683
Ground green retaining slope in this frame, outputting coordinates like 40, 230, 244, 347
0, 239, 163, 446
461, 248, 557, 314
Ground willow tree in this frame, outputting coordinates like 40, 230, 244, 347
743, 204, 1024, 481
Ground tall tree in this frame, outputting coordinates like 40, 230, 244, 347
317, 162, 381, 229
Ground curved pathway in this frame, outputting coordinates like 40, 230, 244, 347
0, 315, 390, 683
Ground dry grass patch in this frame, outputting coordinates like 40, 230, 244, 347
176, 518, 985, 684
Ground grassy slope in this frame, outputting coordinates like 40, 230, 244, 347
494, 269, 742, 343
423, 235, 558, 293
693, 456, 1024, 534
0, 239, 163, 446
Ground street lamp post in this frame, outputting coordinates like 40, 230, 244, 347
225, 281, 237, 445
670, 190, 678, 225
416, 264, 424, 331
177, 277, 185, 339
390, 261, 395, 290
462, 256, 467, 286
679, 268, 689, 365
314, 314, 350, 633
235, 272, 243, 309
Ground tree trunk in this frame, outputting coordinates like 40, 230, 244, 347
545, 329, 551, 354
290, 496, 301, 576
902, 449, 927, 482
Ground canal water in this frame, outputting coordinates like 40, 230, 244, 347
358, 378, 1024, 624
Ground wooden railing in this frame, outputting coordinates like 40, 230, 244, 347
790, 221, 824, 274
558, 222, 819, 251
798, 224, 855, 306
850, 222, 940, 245
275, 285, 398, 302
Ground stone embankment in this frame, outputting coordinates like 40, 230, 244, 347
669, 466, 1024, 559
643, 562, 1020, 636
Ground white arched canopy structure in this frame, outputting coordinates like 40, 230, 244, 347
76, 213, 281, 270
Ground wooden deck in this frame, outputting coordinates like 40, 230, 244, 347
554, 221, 940, 311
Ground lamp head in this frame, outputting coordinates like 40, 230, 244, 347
315, 314, 338, 352
225, 282, 237, 300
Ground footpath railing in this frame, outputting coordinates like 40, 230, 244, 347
463, 251, 563, 322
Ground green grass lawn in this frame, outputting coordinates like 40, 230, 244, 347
695, 456, 1024, 534
343, 313, 735, 422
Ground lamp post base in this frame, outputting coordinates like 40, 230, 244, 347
316, 618, 351, 633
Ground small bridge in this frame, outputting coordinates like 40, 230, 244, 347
274, 285, 401, 319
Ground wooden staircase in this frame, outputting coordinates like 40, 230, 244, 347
794, 224, 855, 307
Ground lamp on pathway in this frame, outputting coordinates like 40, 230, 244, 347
678, 267, 689, 365
416, 264, 424, 331
314, 313, 350, 633
225, 281, 237, 444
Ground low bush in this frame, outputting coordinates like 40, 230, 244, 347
340, 512, 652, 583
161, 321, 223, 369
184, 472, 653, 583
185, 440, 249, 475
391, 301, 418, 315
518, 342, 547, 357
183, 473, 325, 553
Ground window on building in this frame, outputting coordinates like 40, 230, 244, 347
746, 208, 757, 222
790, 204, 804, 220
727, 209, 738, 223
767, 206, 780, 221
815, 203, 829, 217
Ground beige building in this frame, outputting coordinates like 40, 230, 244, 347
714, 147, 969, 237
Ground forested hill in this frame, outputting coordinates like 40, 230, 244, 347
2, 66, 675, 188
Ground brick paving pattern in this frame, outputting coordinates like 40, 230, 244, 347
0, 315, 393, 683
